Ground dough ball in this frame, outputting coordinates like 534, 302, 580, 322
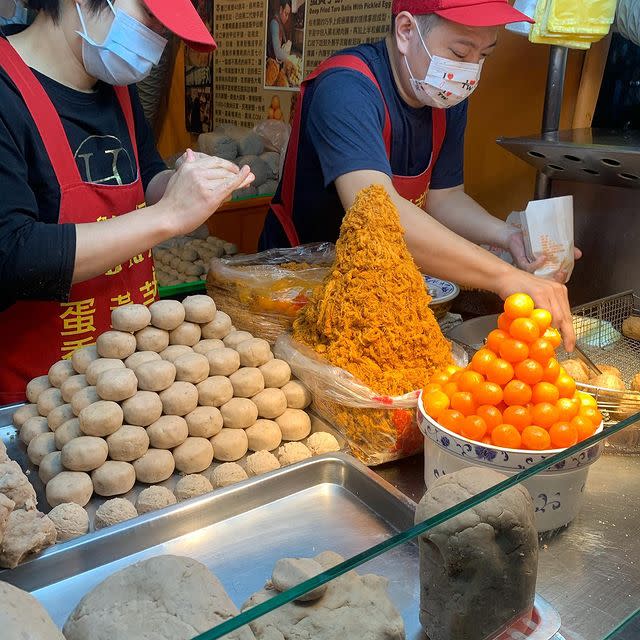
174, 473, 213, 501
220, 397, 259, 429
85, 358, 126, 386
46, 471, 94, 508
197, 376, 234, 408
135, 485, 177, 514
37, 387, 64, 417
62, 436, 109, 472
135, 326, 170, 353
174, 352, 210, 384
211, 428, 248, 462
149, 299, 186, 330
237, 338, 272, 368
71, 345, 99, 374
13, 402, 39, 427
277, 442, 312, 466
159, 382, 199, 416
252, 388, 287, 419
20, 416, 50, 445
124, 350, 161, 370
111, 304, 151, 333
207, 462, 248, 488
246, 419, 282, 452
259, 359, 291, 389
135, 360, 176, 392
0, 510, 56, 570
245, 450, 280, 477
201, 311, 233, 339
38, 451, 64, 484
133, 449, 175, 484
91, 461, 136, 497
183, 295, 217, 323
173, 438, 214, 474
282, 381, 312, 409
96, 368, 138, 402
271, 557, 326, 602
169, 322, 202, 346
596, 364, 623, 378
97, 331, 137, 360
55, 418, 83, 450
230, 368, 265, 398
79, 400, 123, 437
106, 425, 149, 461
622, 316, 640, 340
207, 348, 241, 377
48, 503, 89, 542
589, 373, 626, 391
147, 415, 189, 449
47, 403, 75, 431
561, 359, 589, 384
185, 406, 223, 438
0, 460, 37, 510
276, 409, 312, 441
222, 330, 253, 350
121, 391, 163, 427
48, 360, 76, 388
61, 374, 88, 403
306, 431, 340, 456
193, 339, 224, 355
26, 375, 52, 404
28, 432, 57, 466
71, 386, 99, 416
94, 497, 138, 530
159, 344, 193, 363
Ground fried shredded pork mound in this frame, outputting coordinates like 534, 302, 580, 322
294, 184, 452, 396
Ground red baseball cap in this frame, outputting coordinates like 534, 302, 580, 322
392, 0, 534, 26
144, 0, 217, 52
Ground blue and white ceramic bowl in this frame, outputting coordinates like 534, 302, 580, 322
424, 276, 460, 305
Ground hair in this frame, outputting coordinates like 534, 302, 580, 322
29, 0, 109, 21
391, 12, 442, 35
279, 0, 291, 8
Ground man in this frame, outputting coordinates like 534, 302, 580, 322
260, 0, 577, 350
268, 0, 292, 64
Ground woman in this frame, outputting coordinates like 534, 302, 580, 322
0, 0, 254, 402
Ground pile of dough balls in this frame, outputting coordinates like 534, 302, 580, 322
16, 296, 337, 514
153, 236, 238, 288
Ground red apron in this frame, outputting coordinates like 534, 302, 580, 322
270, 54, 447, 247
0, 39, 158, 404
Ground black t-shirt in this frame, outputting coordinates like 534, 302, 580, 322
0, 30, 166, 310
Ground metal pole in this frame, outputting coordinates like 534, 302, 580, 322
534, 45, 569, 199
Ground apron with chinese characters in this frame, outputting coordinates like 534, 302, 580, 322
270, 53, 447, 247
0, 38, 157, 403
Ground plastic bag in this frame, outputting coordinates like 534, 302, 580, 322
615, 0, 640, 46
253, 119, 291, 156
274, 334, 468, 466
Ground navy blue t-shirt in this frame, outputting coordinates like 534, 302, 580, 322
260, 39, 468, 249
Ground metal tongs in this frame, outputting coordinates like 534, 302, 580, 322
572, 344, 602, 378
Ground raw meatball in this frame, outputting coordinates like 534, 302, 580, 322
71, 345, 99, 374
220, 397, 259, 429
589, 373, 626, 391
277, 442, 312, 466
48, 360, 76, 388
170, 322, 202, 346
223, 330, 253, 350
20, 416, 50, 445
135, 359, 177, 392
38, 451, 64, 484
259, 359, 291, 389
276, 409, 311, 441
79, 400, 123, 437
149, 299, 186, 330
173, 438, 214, 474
48, 503, 89, 542
71, 386, 99, 416
622, 316, 640, 340
211, 429, 248, 462
193, 339, 224, 355
85, 358, 126, 386
0, 460, 37, 510
159, 382, 199, 416
26, 375, 52, 404
230, 368, 265, 398
236, 338, 272, 368
561, 359, 589, 383
133, 449, 175, 484
61, 374, 88, 403
197, 376, 234, 407
207, 462, 248, 488
147, 415, 189, 449
36, 388, 64, 418
174, 473, 213, 501
246, 419, 282, 452
201, 310, 233, 339
306, 431, 340, 456
106, 425, 149, 462
47, 403, 75, 431
174, 352, 210, 384
271, 557, 326, 602
97, 330, 137, 359
91, 461, 136, 497
46, 471, 94, 508
111, 304, 151, 332
597, 364, 623, 378
122, 391, 163, 426
135, 326, 170, 352
124, 350, 161, 370
55, 418, 83, 450
185, 406, 223, 438
207, 348, 241, 376
28, 432, 57, 466
159, 344, 193, 363
94, 498, 138, 530
252, 388, 287, 419
282, 381, 312, 409
62, 436, 109, 472
0, 509, 56, 569
245, 450, 280, 476
135, 485, 177, 514
96, 368, 138, 402
183, 295, 217, 323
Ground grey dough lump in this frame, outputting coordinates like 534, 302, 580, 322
282, 380, 312, 409
252, 388, 287, 419
182, 295, 217, 323
236, 338, 272, 367
13, 403, 40, 426
135, 359, 176, 392
96, 368, 138, 402
245, 450, 280, 477
85, 358, 126, 386
158, 344, 193, 363
169, 321, 202, 346
94, 498, 138, 530
276, 409, 311, 441
0, 509, 56, 569
192, 338, 224, 355
207, 347, 240, 377
259, 359, 291, 388
197, 376, 234, 407
61, 374, 88, 403
71, 345, 99, 374
135, 326, 170, 353
201, 310, 233, 340
135, 485, 177, 514
0, 459, 37, 510
121, 391, 163, 426
38, 451, 64, 484
271, 557, 327, 602
47, 403, 75, 431
26, 375, 51, 404
70, 386, 99, 416
149, 299, 186, 330
147, 415, 189, 449
230, 367, 265, 398
55, 418, 83, 450
174, 474, 213, 501
173, 437, 214, 474
62, 436, 109, 472
96, 330, 137, 360
20, 416, 50, 445
48, 359, 76, 388
174, 352, 210, 384
124, 350, 161, 370
106, 425, 150, 461
207, 462, 248, 488
46, 471, 94, 508
79, 400, 123, 437
27, 432, 57, 466
277, 442, 311, 466
48, 502, 90, 542
210, 428, 248, 462
306, 431, 340, 456
246, 419, 282, 452
159, 381, 199, 416
223, 330, 253, 350
220, 397, 259, 429
185, 406, 223, 438
0, 493, 14, 541
111, 303, 151, 332
91, 461, 136, 497
133, 449, 175, 483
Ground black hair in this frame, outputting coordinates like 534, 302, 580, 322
30, 0, 109, 21
279, 0, 291, 8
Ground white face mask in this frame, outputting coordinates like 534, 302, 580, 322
404, 22, 483, 109
0, 0, 28, 26
75, 0, 167, 86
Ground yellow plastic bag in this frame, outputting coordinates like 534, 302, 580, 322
529, 0, 604, 48
547, 0, 617, 35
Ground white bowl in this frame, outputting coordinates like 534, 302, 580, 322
417, 394, 604, 533
423, 276, 460, 305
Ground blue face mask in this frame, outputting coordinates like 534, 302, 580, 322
0, 0, 29, 26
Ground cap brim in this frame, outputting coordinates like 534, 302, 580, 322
144, 0, 217, 52
435, 2, 534, 26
